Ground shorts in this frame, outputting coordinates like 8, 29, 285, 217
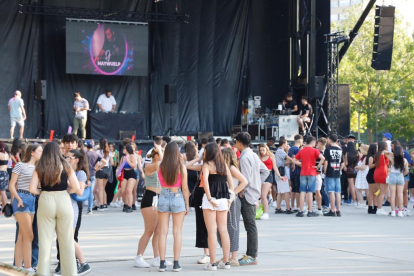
263, 171, 273, 184
10, 117, 24, 127
71, 198, 79, 228
202, 194, 229, 211
325, 177, 341, 193
409, 173, 414, 189
299, 117, 310, 123
96, 167, 110, 179
388, 173, 404, 186
141, 189, 157, 209
299, 175, 316, 193
285, 166, 290, 180
276, 179, 290, 194
404, 174, 409, 182
124, 169, 137, 180
346, 167, 357, 179
157, 188, 186, 213
12, 191, 35, 215
315, 174, 322, 191
290, 174, 300, 193
135, 169, 140, 179
0, 171, 9, 190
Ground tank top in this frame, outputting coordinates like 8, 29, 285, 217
158, 169, 182, 188
145, 171, 159, 188
41, 170, 69, 192
0, 160, 8, 166
262, 156, 273, 170
390, 161, 405, 174
207, 174, 230, 200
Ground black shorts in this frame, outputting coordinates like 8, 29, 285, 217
141, 190, 157, 209
409, 173, 414, 189
264, 172, 273, 184
96, 167, 110, 179
124, 169, 137, 180
290, 174, 300, 193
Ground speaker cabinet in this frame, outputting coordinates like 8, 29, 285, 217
164, 84, 177, 104
372, 5, 395, 70
338, 84, 350, 138
309, 76, 324, 99
118, 130, 136, 140
34, 80, 47, 100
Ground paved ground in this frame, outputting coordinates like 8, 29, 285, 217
1, 202, 414, 275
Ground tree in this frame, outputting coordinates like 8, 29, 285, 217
334, 2, 414, 143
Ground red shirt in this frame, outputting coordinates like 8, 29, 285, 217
295, 147, 321, 176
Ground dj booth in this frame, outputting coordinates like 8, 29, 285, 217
89, 113, 146, 140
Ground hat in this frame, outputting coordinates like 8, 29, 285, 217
383, 133, 392, 140
85, 140, 94, 149
359, 144, 369, 156
348, 134, 356, 139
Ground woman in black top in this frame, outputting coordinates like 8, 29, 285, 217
29, 142, 81, 276
344, 142, 358, 205
366, 144, 378, 214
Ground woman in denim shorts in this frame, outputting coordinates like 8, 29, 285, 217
9, 144, 43, 272
387, 146, 409, 217
0, 141, 10, 208
157, 142, 189, 272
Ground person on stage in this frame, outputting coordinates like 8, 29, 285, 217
282, 92, 298, 114
72, 92, 89, 140
8, 90, 26, 139
97, 90, 116, 113
297, 96, 311, 135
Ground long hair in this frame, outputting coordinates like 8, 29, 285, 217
346, 142, 358, 167
204, 143, 227, 175
0, 141, 6, 154
69, 149, 90, 180
258, 143, 271, 157
99, 138, 109, 158
11, 138, 22, 156
160, 142, 182, 185
375, 141, 388, 168
222, 148, 239, 170
393, 146, 405, 172
22, 144, 42, 163
36, 142, 72, 187
185, 141, 197, 162
366, 143, 377, 165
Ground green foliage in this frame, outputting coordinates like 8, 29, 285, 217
334, 3, 414, 143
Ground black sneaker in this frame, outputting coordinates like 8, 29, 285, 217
98, 205, 105, 212
383, 201, 391, 207
77, 262, 91, 275
173, 261, 182, 272
286, 209, 295, 214
323, 210, 337, 217
87, 209, 93, 215
275, 209, 286, 214
55, 262, 61, 273
132, 204, 137, 211
159, 260, 167, 272
307, 211, 319, 217
336, 211, 341, 217
295, 211, 304, 217
126, 207, 133, 213
103, 204, 108, 210
123, 204, 127, 212
92, 206, 98, 211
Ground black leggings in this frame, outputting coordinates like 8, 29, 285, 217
193, 186, 208, 248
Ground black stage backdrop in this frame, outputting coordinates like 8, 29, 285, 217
0, 0, 293, 138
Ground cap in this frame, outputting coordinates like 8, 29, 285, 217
348, 134, 356, 139
383, 133, 392, 140
85, 140, 94, 149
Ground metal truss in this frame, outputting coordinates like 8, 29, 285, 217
326, 33, 341, 134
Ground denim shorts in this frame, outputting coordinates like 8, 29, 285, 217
299, 175, 316, 193
389, 173, 404, 185
12, 192, 36, 215
157, 188, 186, 213
404, 174, 409, 182
325, 177, 341, 193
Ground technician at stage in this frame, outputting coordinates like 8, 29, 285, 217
8, 90, 26, 139
282, 92, 298, 114
72, 92, 89, 140
97, 90, 116, 113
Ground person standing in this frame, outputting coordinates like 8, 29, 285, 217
234, 132, 269, 266
97, 90, 116, 113
8, 90, 26, 139
0, 141, 10, 209
85, 140, 101, 215
288, 135, 303, 211
374, 141, 390, 216
72, 93, 89, 140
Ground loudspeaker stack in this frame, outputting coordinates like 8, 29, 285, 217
371, 5, 395, 70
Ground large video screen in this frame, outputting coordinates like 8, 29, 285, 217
66, 21, 148, 76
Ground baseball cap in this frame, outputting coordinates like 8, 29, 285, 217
348, 134, 356, 139
85, 140, 94, 149
383, 133, 392, 140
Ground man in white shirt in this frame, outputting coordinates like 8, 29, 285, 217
97, 90, 116, 112
8, 90, 26, 139
72, 92, 89, 139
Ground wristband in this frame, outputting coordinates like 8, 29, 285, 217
208, 198, 212, 201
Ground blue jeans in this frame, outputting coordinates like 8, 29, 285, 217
320, 180, 330, 207
299, 176, 316, 193
88, 176, 96, 210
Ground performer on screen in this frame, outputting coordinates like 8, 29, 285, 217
282, 92, 298, 114
94, 27, 124, 64
8, 90, 26, 139
72, 92, 89, 139
97, 90, 117, 113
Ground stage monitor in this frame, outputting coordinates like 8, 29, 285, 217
66, 20, 148, 76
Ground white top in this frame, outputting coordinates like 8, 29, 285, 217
97, 150, 113, 167
385, 140, 392, 153
97, 94, 116, 112
390, 160, 406, 174
8, 97, 24, 118
12, 162, 35, 191
73, 98, 89, 118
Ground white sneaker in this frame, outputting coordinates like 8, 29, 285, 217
281, 200, 286, 206
23, 267, 36, 273
409, 198, 414, 203
135, 201, 139, 206
190, 207, 195, 212
270, 201, 276, 207
403, 208, 412, 216
398, 211, 404, 217
218, 261, 231, 270
197, 255, 210, 264
134, 255, 150, 268
152, 256, 172, 267
376, 208, 388, 216
260, 213, 269, 220
204, 263, 217, 271
391, 211, 396, 217
316, 209, 323, 215
356, 203, 368, 209
116, 201, 124, 207
109, 202, 119, 208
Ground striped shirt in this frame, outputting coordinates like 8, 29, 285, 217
12, 162, 35, 191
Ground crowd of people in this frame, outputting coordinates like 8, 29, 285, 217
0, 130, 413, 275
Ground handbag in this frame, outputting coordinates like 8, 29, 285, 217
71, 186, 91, 202
278, 166, 285, 177
2, 203, 13, 218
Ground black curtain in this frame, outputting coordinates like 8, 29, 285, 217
0, 0, 302, 138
